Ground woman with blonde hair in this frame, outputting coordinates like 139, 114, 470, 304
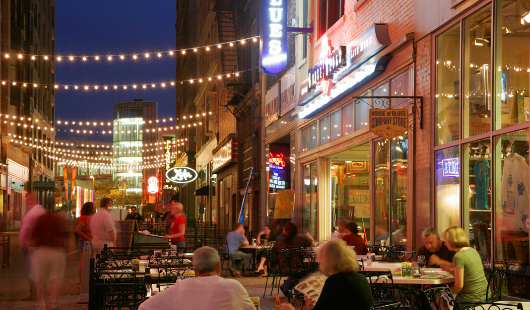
283, 238, 373, 310
163, 202, 186, 252
443, 226, 489, 303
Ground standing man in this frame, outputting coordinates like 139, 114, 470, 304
19, 194, 45, 301
30, 210, 70, 310
90, 198, 116, 255
417, 227, 456, 272
125, 206, 143, 231
225, 223, 250, 277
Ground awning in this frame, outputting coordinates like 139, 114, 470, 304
32, 180, 57, 191
194, 185, 210, 196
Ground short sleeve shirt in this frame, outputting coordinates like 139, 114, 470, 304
453, 248, 489, 302
77, 215, 92, 241
90, 209, 116, 245
225, 231, 246, 254
417, 243, 456, 268
170, 215, 186, 243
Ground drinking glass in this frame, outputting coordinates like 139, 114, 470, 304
417, 255, 426, 268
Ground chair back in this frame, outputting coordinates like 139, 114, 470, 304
418, 285, 454, 310
486, 265, 510, 302
358, 270, 396, 303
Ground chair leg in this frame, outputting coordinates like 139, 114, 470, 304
263, 274, 270, 298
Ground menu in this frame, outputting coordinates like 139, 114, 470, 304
115, 220, 135, 248
294, 272, 328, 302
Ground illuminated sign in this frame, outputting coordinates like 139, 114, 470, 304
369, 109, 408, 139
165, 140, 172, 169
269, 153, 286, 170
212, 136, 238, 173
442, 158, 459, 177
269, 170, 286, 189
147, 176, 159, 193
261, 0, 288, 74
307, 36, 346, 92
268, 145, 290, 190
165, 167, 198, 184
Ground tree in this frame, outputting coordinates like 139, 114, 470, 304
94, 177, 142, 208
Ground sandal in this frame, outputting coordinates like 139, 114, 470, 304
228, 268, 237, 277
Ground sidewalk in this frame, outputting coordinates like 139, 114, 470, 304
0, 232, 299, 310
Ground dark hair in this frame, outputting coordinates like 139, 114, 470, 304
131, 206, 137, 211
283, 221, 298, 243
346, 222, 358, 234
232, 223, 244, 231
81, 202, 95, 216
100, 197, 112, 209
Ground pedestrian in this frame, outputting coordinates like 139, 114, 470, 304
18, 194, 46, 301
30, 209, 70, 310
163, 202, 186, 252
125, 206, 143, 230
90, 198, 116, 255
75, 202, 95, 287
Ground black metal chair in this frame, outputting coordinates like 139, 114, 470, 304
452, 302, 523, 310
417, 285, 454, 310
486, 264, 510, 302
358, 270, 398, 307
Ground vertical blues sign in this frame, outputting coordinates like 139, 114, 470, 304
261, 0, 288, 75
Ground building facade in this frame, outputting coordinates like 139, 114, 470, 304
0, 0, 56, 228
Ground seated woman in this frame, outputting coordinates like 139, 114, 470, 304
254, 225, 276, 277
342, 222, 368, 255
444, 226, 489, 303
282, 239, 374, 310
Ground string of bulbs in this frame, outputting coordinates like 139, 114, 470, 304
5, 36, 259, 62
0, 67, 258, 90
51, 155, 168, 170
54, 112, 211, 126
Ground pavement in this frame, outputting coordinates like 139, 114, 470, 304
0, 231, 300, 310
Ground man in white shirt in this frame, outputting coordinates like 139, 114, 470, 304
19, 194, 46, 301
90, 197, 116, 255
139, 246, 256, 310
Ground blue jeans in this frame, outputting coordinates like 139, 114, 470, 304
229, 251, 250, 271
175, 241, 186, 253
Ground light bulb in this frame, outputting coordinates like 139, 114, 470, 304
161, 83, 166, 87
31, 56, 35, 60
151, 84, 155, 88
253, 38, 257, 42
227, 74, 231, 77
199, 79, 203, 83
54, 85, 58, 89
218, 44, 221, 48
120, 55, 124, 59
104, 86, 108, 90
123, 86, 127, 89
4, 54, 9, 58
95, 56, 99, 60
57, 56, 62, 61
241, 40, 245, 44
157, 53, 162, 57
143, 85, 147, 89
95, 86, 99, 90
229, 42, 233, 47
193, 48, 197, 52
23, 84, 27, 87
69, 56, 74, 61
170, 82, 175, 86
114, 86, 118, 89
208, 77, 212, 81
82, 57, 87, 61
169, 51, 174, 55
145, 53, 149, 58
44, 56, 48, 60
108, 56, 112, 60
84, 86, 89, 90
206, 47, 210, 51
182, 50, 186, 54
235, 72, 239, 76
217, 75, 222, 79
133, 85, 137, 89
74, 86, 79, 89
64, 86, 68, 89
18, 54, 22, 59
133, 55, 137, 59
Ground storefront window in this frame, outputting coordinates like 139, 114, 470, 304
435, 146, 460, 234
390, 70, 411, 108
310, 122, 318, 149
435, 23, 460, 146
301, 127, 310, 152
329, 143, 370, 243
302, 163, 318, 238
494, 0, 530, 130
330, 110, 341, 141
494, 129, 529, 298
355, 92, 370, 131
463, 4, 492, 138
389, 134, 408, 246
342, 103, 354, 136
320, 116, 330, 145
374, 139, 390, 244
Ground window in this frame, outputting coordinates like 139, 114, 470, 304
319, 0, 344, 37
435, 146, 460, 234
302, 163, 318, 238
301, 127, 310, 152
320, 116, 330, 144
302, 0, 309, 59
330, 110, 341, 140
342, 103, 354, 136
310, 122, 318, 149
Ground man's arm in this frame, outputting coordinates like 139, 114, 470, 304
239, 234, 249, 246
429, 254, 453, 273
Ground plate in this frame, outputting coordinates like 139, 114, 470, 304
421, 275, 441, 279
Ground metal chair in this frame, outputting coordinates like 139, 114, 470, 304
452, 302, 523, 310
417, 285, 454, 310
358, 270, 398, 307
486, 264, 511, 302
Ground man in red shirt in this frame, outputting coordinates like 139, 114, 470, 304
30, 210, 70, 310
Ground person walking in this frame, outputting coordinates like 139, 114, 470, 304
75, 202, 95, 287
90, 198, 116, 255
19, 194, 46, 301
163, 202, 186, 252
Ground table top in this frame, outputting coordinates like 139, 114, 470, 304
388, 275, 455, 285
362, 262, 402, 272
240, 245, 272, 249
357, 255, 383, 261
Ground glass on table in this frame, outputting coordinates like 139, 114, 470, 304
417, 255, 426, 268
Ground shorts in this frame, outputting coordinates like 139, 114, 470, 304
30, 247, 65, 286
78, 240, 93, 252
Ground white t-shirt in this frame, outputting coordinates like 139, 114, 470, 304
90, 209, 116, 249
138, 275, 255, 310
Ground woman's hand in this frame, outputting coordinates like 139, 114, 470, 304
258, 231, 265, 236
303, 295, 315, 308
163, 235, 172, 239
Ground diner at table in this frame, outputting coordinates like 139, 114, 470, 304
342, 221, 368, 255
417, 227, 455, 271
225, 223, 251, 277
254, 224, 276, 277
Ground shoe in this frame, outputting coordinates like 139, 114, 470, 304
228, 267, 237, 277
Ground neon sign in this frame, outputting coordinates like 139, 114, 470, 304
307, 36, 346, 92
442, 158, 459, 177
147, 176, 159, 194
165, 140, 172, 169
165, 167, 198, 184
321, 79, 333, 96
269, 152, 286, 170
261, 0, 288, 74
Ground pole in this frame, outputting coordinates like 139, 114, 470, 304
238, 167, 254, 224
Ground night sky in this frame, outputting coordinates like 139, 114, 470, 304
55, 1, 176, 142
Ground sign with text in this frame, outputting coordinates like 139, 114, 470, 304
261, 0, 288, 74
212, 137, 238, 172
369, 109, 408, 139
265, 83, 280, 126
165, 167, 198, 184
268, 144, 290, 190
442, 158, 459, 177
147, 176, 159, 194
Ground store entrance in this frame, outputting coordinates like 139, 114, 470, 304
327, 143, 370, 243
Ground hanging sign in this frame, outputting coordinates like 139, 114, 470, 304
261, 0, 288, 74
165, 167, 198, 184
369, 109, 408, 139
147, 176, 159, 193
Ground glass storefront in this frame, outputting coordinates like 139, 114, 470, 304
302, 162, 318, 238
435, 1, 530, 298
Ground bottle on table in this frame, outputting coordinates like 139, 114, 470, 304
275, 293, 281, 308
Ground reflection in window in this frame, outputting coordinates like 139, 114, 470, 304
494, 1, 530, 130
330, 110, 341, 141
302, 163, 318, 238
390, 134, 408, 246
310, 122, 318, 149
494, 129, 529, 297
463, 4, 492, 138
320, 116, 330, 145
390, 70, 411, 108
374, 140, 390, 245
355, 92, 370, 131
342, 103, 354, 136
436, 23, 460, 145
435, 146, 460, 233
301, 127, 309, 152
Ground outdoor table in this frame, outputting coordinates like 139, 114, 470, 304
386, 275, 455, 285
240, 245, 272, 274
363, 262, 402, 272
357, 255, 383, 261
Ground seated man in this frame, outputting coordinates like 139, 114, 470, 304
139, 246, 255, 310
417, 227, 456, 272
225, 223, 250, 277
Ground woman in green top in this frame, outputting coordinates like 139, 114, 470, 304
444, 226, 489, 303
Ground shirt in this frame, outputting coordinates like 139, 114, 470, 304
77, 215, 92, 241
138, 275, 255, 310
453, 248, 489, 302
499, 154, 530, 233
32, 213, 69, 248
313, 272, 374, 310
417, 242, 456, 268
473, 160, 490, 210
90, 209, 116, 247
225, 231, 246, 254
125, 213, 143, 231
271, 234, 312, 268
342, 234, 367, 255
19, 204, 46, 248
170, 215, 186, 243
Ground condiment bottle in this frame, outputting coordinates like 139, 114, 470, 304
275, 293, 281, 308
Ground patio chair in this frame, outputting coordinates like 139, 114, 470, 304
358, 270, 398, 308
417, 285, 454, 310
486, 264, 511, 302
451, 302, 523, 310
